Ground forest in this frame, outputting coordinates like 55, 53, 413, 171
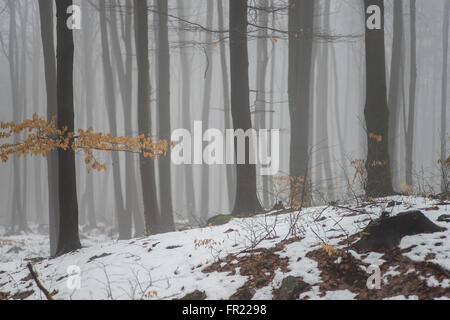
0, 0, 449, 301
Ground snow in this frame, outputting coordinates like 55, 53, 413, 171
0, 196, 449, 300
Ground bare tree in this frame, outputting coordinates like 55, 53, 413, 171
363, 0, 394, 197
134, 0, 160, 234
229, 0, 262, 216
55, 0, 81, 255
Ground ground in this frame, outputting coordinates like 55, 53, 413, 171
0, 196, 449, 300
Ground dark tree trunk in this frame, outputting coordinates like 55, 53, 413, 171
229, 0, 262, 216
99, 0, 130, 240
134, 0, 161, 234
405, 0, 416, 187
157, 0, 175, 231
55, 0, 81, 255
38, 0, 59, 255
363, 0, 394, 197
288, 0, 314, 203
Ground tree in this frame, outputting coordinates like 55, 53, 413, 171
157, 0, 175, 231
38, 0, 59, 254
55, 0, 82, 255
229, 0, 262, 216
363, 0, 394, 197
441, 0, 449, 193
255, 0, 270, 208
134, 0, 161, 234
99, 0, 130, 239
387, 0, 404, 187
405, 0, 416, 187
288, 0, 314, 203
108, 0, 145, 236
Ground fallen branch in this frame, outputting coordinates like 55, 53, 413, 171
27, 263, 54, 300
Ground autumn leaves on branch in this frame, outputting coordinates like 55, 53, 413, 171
0, 114, 170, 172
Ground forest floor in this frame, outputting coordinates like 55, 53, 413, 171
0, 196, 449, 300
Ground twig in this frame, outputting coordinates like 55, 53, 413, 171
27, 263, 54, 300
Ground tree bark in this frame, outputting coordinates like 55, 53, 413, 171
38, 0, 59, 255
388, 0, 404, 187
405, 0, 416, 187
441, 0, 449, 193
229, 0, 262, 216
99, 0, 130, 240
363, 0, 394, 197
55, 0, 82, 255
288, 0, 314, 204
134, 0, 161, 234
157, 0, 175, 231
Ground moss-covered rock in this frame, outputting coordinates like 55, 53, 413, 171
207, 215, 233, 226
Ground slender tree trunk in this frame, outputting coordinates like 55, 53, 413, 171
157, 0, 175, 231
109, 0, 145, 236
134, 0, 160, 234
55, 0, 81, 255
229, 0, 262, 216
38, 0, 59, 255
81, 0, 97, 229
255, 0, 270, 208
441, 0, 449, 193
288, 0, 314, 204
217, 0, 235, 211
388, 0, 404, 188
363, 0, 394, 197
200, 0, 214, 219
405, 0, 416, 187
176, 0, 197, 221
314, 0, 334, 202
7, 0, 22, 233
99, 0, 130, 239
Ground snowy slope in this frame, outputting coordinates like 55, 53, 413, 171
0, 196, 449, 300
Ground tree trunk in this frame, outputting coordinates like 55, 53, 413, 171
405, 0, 416, 187
134, 0, 161, 234
55, 0, 81, 255
441, 0, 449, 193
288, 0, 314, 204
99, 0, 130, 240
255, 0, 270, 209
200, 0, 214, 219
109, 0, 145, 236
80, 0, 97, 229
217, 0, 235, 211
38, 0, 59, 255
229, 0, 262, 216
363, 0, 394, 198
157, 0, 175, 231
388, 0, 404, 188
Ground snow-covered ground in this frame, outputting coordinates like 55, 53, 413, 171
0, 196, 449, 300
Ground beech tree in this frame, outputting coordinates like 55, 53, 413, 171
229, 0, 263, 216
363, 0, 394, 197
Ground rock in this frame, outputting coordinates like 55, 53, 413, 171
354, 211, 446, 251
179, 290, 206, 300
278, 276, 310, 300
437, 214, 450, 223
231, 287, 255, 300
207, 215, 233, 226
